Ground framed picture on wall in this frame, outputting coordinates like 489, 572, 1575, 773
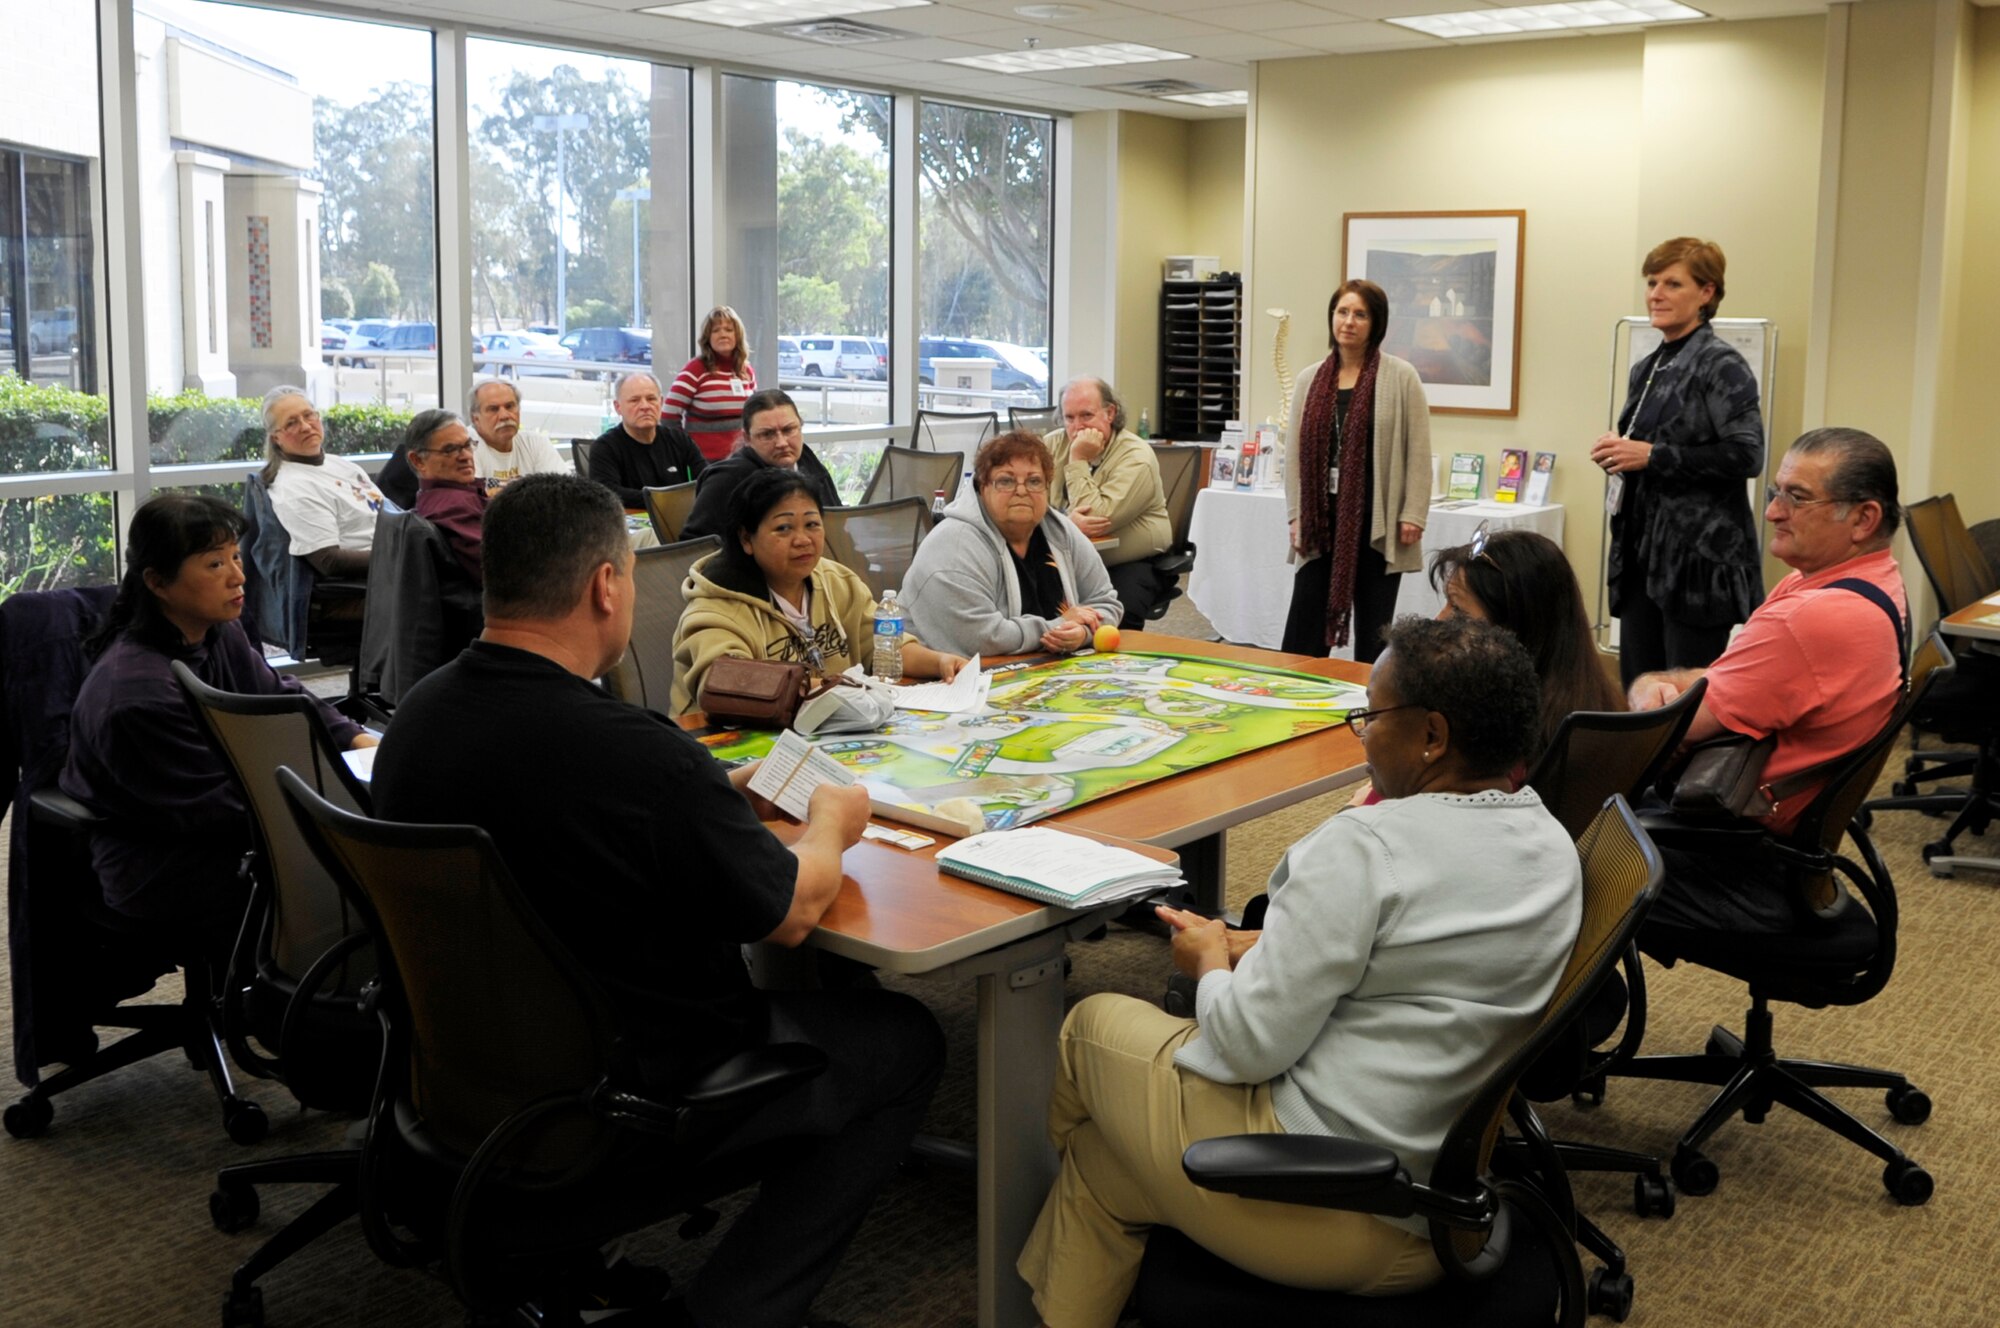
1342, 211, 1525, 416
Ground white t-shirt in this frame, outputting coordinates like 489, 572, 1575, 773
473, 430, 567, 488
268, 454, 387, 556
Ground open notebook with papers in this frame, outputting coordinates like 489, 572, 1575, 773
935, 826, 1185, 908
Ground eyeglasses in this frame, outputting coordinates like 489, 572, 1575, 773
419, 442, 475, 458
1764, 483, 1851, 513
278, 410, 322, 435
750, 422, 804, 445
988, 474, 1048, 494
1344, 703, 1421, 737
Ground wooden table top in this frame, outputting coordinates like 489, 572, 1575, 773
718, 631, 1371, 969
1942, 594, 2000, 642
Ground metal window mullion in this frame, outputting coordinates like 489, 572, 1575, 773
97, 0, 148, 548
890, 93, 918, 432
435, 24, 473, 417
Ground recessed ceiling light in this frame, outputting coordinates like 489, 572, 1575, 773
640, 0, 931, 29
943, 42, 1189, 73
1014, 3, 1092, 17
1389, 0, 1703, 38
1159, 90, 1248, 107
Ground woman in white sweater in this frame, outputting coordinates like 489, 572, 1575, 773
1017, 615, 1582, 1326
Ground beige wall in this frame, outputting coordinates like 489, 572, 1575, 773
1942, 6, 2000, 525
1114, 113, 1193, 423
1186, 118, 1246, 275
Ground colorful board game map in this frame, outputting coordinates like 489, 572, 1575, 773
704, 651, 1370, 833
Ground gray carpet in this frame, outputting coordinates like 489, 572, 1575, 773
6, 594, 1997, 1326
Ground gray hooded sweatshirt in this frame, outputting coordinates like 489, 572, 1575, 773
901, 483, 1122, 657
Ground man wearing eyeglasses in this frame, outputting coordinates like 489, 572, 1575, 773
1045, 377, 1175, 628
681, 388, 843, 541
405, 409, 488, 584
1628, 427, 1908, 933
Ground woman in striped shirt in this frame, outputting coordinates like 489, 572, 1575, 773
666, 304, 758, 462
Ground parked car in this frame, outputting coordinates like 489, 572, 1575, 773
778, 336, 802, 376
476, 330, 574, 378
560, 326, 652, 376
320, 323, 350, 352
327, 318, 357, 334
377, 322, 437, 353
28, 308, 79, 355
918, 336, 1047, 393
525, 323, 559, 337
869, 339, 890, 380
795, 334, 880, 380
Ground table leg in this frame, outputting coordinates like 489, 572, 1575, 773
963, 928, 1071, 1328
1179, 832, 1226, 917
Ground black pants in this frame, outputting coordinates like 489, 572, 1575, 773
1615, 570, 1734, 690
1281, 545, 1400, 663
1108, 559, 1168, 631
686, 988, 945, 1328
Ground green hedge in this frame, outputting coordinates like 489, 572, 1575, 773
0, 380, 415, 594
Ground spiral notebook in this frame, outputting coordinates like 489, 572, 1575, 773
935, 827, 1184, 908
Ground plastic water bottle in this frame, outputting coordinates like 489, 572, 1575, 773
1137, 408, 1151, 439
874, 589, 905, 683
931, 488, 947, 520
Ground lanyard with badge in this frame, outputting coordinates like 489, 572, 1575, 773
1606, 348, 1673, 516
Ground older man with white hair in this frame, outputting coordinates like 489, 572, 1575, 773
1044, 376, 1174, 628
587, 371, 708, 508
466, 378, 567, 491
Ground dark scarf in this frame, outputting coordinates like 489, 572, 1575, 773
1296, 349, 1380, 648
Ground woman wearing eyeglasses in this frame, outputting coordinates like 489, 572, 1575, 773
903, 431, 1123, 658
1017, 616, 1580, 1323
261, 385, 387, 576
1282, 279, 1433, 663
681, 389, 843, 542
665, 305, 758, 462
672, 466, 964, 714
1590, 237, 1765, 690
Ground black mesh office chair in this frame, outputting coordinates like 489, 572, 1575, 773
822, 498, 930, 601
2, 587, 264, 1145
1611, 641, 1946, 1206
1133, 798, 1663, 1328
911, 408, 998, 483
174, 664, 383, 1327
1008, 404, 1062, 436
1140, 443, 1206, 623
569, 438, 594, 477
241, 471, 367, 703
357, 509, 481, 710
275, 768, 826, 1324
642, 481, 700, 544
602, 535, 722, 716
859, 444, 963, 508
1885, 495, 1995, 791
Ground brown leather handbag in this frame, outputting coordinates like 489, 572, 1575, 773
697, 657, 815, 729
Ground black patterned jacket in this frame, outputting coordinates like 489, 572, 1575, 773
1609, 323, 1766, 628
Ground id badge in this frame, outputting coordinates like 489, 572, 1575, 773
1605, 473, 1624, 515
1328, 467, 1340, 495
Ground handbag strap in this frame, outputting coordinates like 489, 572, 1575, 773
1760, 577, 1908, 807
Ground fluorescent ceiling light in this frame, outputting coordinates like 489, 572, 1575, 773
944, 42, 1190, 73
1389, 0, 1703, 39
1160, 90, 1248, 107
640, 0, 930, 29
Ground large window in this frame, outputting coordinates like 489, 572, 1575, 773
918, 103, 1054, 414
138, 0, 437, 474
466, 37, 679, 445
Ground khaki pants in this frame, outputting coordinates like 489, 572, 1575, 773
1017, 993, 1440, 1328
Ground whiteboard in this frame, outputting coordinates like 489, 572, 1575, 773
1619, 317, 1770, 405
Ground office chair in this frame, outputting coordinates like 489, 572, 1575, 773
1857, 633, 1999, 874
2, 587, 265, 1145
240, 471, 367, 705
357, 509, 481, 710
822, 497, 930, 601
275, 768, 826, 1325
174, 663, 384, 1327
642, 480, 700, 543
602, 535, 722, 716
1133, 797, 1663, 1328
1887, 496, 1994, 793
1970, 517, 2000, 581
859, 443, 963, 508
910, 408, 999, 483
1008, 404, 1062, 437
1611, 639, 1946, 1206
1139, 443, 1205, 624
569, 438, 594, 477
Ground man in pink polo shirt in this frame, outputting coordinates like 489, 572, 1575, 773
1628, 427, 1907, 933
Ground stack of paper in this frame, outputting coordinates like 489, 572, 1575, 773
935, 827, 1184, 908
893, 656, 990, 713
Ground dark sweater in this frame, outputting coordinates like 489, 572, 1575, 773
588, 423, 708, 508
415, 477, 488, 585
682, 445, 843, 541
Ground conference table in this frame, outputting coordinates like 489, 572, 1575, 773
1941, 592, 2000, 644
737, 631, 1371, 1328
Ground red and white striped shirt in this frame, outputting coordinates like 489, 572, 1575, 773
665, 356, 756, 461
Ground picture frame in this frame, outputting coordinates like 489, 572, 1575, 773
1342, 210, 1525, 416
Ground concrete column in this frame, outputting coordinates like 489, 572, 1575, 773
173, 150, 236, 396
223, 172, 331, 402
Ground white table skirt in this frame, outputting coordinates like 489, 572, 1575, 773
1186, 488, 1566, 652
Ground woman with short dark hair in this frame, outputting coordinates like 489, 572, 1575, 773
1591, 236, 1765, 689
60, 494, 374, 949
1017, 616, 1581, 1324
1281, 279, 1433, 662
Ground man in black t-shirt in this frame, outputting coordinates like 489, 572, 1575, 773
588, 371, 708, 508
373, 473, 943, 1328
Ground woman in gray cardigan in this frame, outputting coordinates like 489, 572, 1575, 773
1282, 279, 1432, 662
902, 431, 1122, 658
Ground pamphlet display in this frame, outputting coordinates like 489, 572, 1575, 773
1447, 453, 1484, 501
1525, 451, 1556, 506
1494, 449, 1528, 503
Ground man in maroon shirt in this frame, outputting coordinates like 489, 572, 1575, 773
406, 409, 487, 584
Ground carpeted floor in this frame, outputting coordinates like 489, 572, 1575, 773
5, 596, 1998, 1327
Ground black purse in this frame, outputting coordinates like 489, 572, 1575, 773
1661, 733, 1780, 821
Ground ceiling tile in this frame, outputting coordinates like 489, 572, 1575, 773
1281, 19, 1441, 49
1307, 0, 1501, 18
1183, 31, 1318, 56
1182, 1, 1346, 32
1053, 13, 1231, 40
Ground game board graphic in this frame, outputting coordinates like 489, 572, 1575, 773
705, 651, 1368, 832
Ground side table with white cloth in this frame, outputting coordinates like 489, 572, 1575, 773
1186, 489, 1564, 651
